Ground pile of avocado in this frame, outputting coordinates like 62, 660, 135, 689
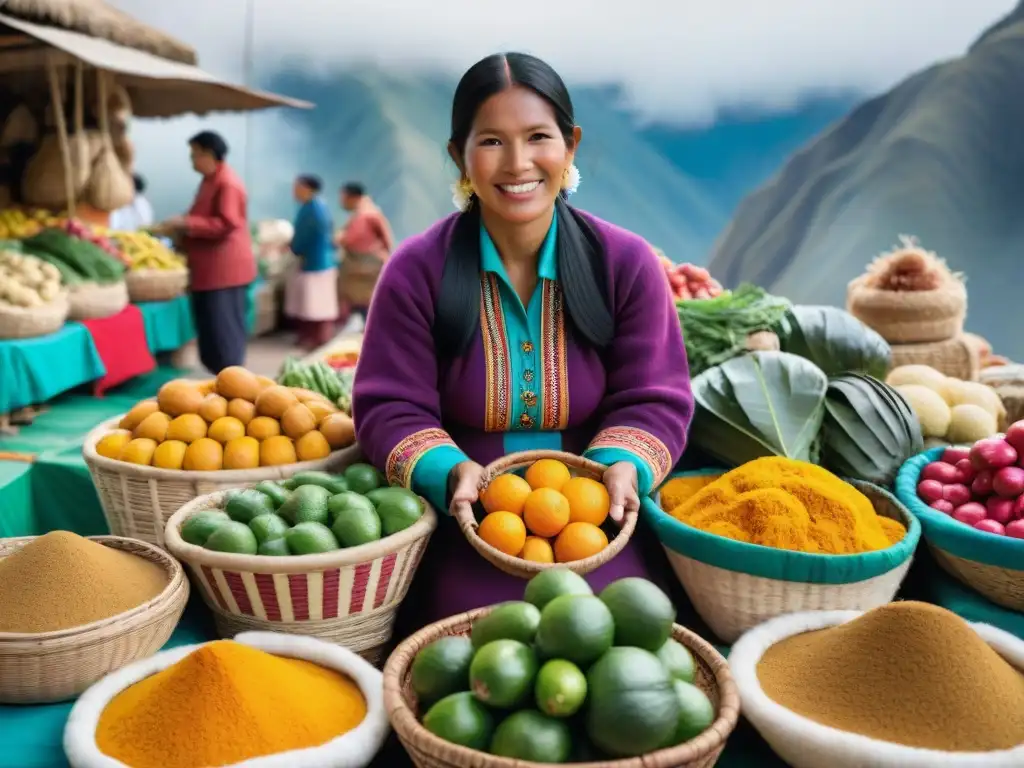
410, 570, 716, 762
180, 463, 425, 556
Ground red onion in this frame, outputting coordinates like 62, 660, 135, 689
986, 497, 1015, 525
917, 480, 944, 503
972, 469, 995, 496
930, 500, 955, 514
1005, 420, 1024, 456
953, 459, 977, 485
970, 438, 1018, 470
993, 466, 1024, 498
921, 461, 960, 485
942, 484, 972, 507
974, 519, 1006, 536
942, 446, 972, 465
953, 503, 988, 527
1006, 519, 1024, 539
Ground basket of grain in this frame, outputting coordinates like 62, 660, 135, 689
125, 268, 188, 303
729, 605, 1024, 768
68, 280, 129, 321
164, 490, 437, 663
0, 290, 68, 340
455, 450, 638, 579
0, 532, 188, 704
895, 447, 1024, 611
648, 461, 921, 643
383, 606, 740, 768
83, 369, 362, 547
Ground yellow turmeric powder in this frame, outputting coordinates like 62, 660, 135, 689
96, 640, 367, 768
667, 457, 905, 554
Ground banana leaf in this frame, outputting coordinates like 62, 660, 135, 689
690, 351, 829, 467
776, 305, 891, 379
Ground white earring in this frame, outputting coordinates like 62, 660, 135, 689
562, 164, 581, 196
451, 177, 475, 212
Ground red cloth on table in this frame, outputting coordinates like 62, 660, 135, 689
81, 304, 156, 396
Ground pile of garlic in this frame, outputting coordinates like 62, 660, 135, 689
0, 250, 62, 308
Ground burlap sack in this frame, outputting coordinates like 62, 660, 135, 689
995, 385, 1024, 426
846, 274, 966, 344
338, 251, 382, 308
889, 334, 980, 381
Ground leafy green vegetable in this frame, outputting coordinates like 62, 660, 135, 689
690, 351, 829, 467
676, 284, 791, 377
821, 373, 923, 486
776, 305, 892, 380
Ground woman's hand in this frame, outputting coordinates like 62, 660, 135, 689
603, 461, 640, 525
449, 460, 487, 525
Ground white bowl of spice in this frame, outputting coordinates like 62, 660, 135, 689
63, 631, 390, 768
729, 602, 1024, 768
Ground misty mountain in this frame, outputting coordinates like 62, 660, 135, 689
709, 1, 1024, 361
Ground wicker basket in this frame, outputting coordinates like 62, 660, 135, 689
164, 491, 438, 662
0, 292, 68, 340
729, 609, 1024, 768
846, 274, 967, 344
68, 281, 129, 321
0, 535, 188, 704
384, 607, 741, 768
456, 450, 637, 579
890, 334, 981, 382
125, 268, 188, 303
649, 473, 921, 643
895, 447, 1024, 611
82, 416, 364, 547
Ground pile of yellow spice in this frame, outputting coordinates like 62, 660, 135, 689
663, 457, 906, 554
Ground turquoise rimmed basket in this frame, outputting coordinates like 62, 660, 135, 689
895, 447, 1024, 611
646, 471, 921, 643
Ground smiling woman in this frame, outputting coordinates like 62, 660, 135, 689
351, 52, 695, 629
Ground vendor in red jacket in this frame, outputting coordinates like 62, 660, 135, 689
156, 131, 256, 373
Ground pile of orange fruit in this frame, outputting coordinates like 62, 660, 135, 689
94, 366, 356, 471
477, 458, 611, 564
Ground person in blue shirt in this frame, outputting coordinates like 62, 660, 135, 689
285, 174, 339, 350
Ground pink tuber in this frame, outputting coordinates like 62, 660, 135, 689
970, 437, 1018, 470
986, 497, 1016, 525
992, 466, 1024, 499
917, 480, 945, 504
1006, 519, 1024, 539
921, 461, 960, 485
1004, 420, 1024, 456
953, 459, 977, 485
1013, 495, 1024, 520
942, 446, 972, 465
972, 469, 995, 496
974, 519, 1006, 536
942, 484, 973, 507
953, 503, 988, 527
930, 500, 955, 514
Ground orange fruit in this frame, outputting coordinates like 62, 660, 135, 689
562, 476, 610, 526
478, 511, 527, 556
525, 459, 572, 491
554, 522, 609, 563
520, 536, 555, 563
481, 473, 533, 517
523, 488, 571, 538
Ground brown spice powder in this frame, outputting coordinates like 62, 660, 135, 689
0, 531, 168, 633
757, 601, 1024, 752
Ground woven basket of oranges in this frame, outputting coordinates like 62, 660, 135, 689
452, 450, 638, 579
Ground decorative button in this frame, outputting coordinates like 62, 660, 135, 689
521, 390, 537, 408
523, 369, 534, 383
521, 341, 534, 354
518, 413, 535, 429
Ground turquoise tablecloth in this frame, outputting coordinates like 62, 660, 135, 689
0, 324, 104, 414
137, 295, 195, 354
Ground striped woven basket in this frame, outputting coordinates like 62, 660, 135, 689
125, 268, 188, 303
82, 416, 363, 548
164, 491, 438, 664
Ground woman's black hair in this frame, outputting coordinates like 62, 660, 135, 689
342, 182, 366, 197
296, 174, 322, 193
434, 52, 614, 360
188, 131, 228, 162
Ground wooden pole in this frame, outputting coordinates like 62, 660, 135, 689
45, 54, 75, 215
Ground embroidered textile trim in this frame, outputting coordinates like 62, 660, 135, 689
540, 279, 569, 429
386, 428, 457, 487
590, 426, 672, 485
480, 274, 512, 431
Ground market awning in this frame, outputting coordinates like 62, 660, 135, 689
0, 13, 313, 118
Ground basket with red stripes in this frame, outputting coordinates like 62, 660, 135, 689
163, 490, 438, 664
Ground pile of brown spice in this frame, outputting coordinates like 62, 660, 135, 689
0, 531, 168, 633
862, 235, 962, 292
757, 601, 1024, 752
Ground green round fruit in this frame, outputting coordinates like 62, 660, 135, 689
204, 520, 258, 555
257, 538, 290, 556
180, 510, 229, 546
469, 639, 538, 709
523, 568, 592, 610
331, 502, 381, 548
422, 691, 495, 751
225, 489, 276, 524
344, 463, 382, 494
586, 646, 679, 757
328, 490, 377, 523
290, 471, 348, 494
411, 636, 475, 705
470, 601, 541, 649
599, 578, 675, 651
535, 659, 587, 717
248, 513, 290, 545
285, 521, 339, 555
664, 680, 715, 746
279, 484, 331, 526
489, 710, 572, 762
366, 486, 418, 507
656, 638, 696, 683
534, 594, 614, 666
251, 480, 290, 509
377, 493, 424, 536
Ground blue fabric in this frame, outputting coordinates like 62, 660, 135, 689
0, 324, 105, 413
292, 197, 336, 273
585, 446, 654, 495
245, 278, 264, 335
411, 443, 470, 514
137, 295, 196, 353
646, 470, 922, 584
895, 447, 1024, 570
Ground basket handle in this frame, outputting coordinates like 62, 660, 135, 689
482, 450, 608, 485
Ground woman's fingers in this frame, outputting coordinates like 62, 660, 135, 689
451, 463, 483, 504
606, 480, 626, 523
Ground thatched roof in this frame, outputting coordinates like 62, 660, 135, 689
3, 0, 197, 65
